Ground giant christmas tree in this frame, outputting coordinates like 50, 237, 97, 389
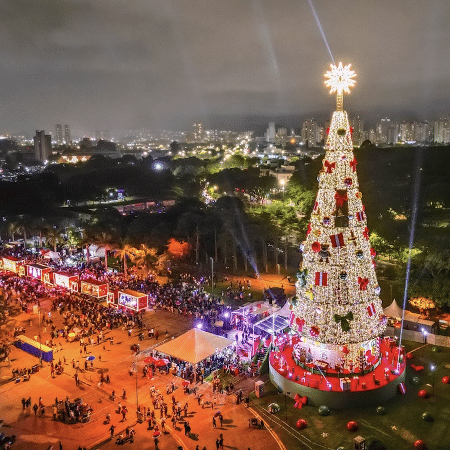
290, 63, 387, 374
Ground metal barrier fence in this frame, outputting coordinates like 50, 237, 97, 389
385, 326, 450, 347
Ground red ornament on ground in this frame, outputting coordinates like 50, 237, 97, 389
296, 418, 307, 430
406, 352, 413, 360
414, 440, 427, 450
442, 376, 449, 384
418, 389, 429, 398
346, 421, 358, 431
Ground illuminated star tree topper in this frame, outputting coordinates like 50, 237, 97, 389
324, 62, 356, 111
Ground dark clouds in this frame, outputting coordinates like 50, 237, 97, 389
0, 0, 449, 135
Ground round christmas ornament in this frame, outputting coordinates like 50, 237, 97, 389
431, 346, 440, 353
337, 128, 346, 136
376, 406, 386, 415
442, 376, 449, 384
414, 440, 427, 450
323, 216, 331, 225
296, 418, 308, 430
356, 191, 363, 199
422, 412, 433, 422
346, 421, 358, 431
344, 177, 352, 187
348, 214, 354, 220
411, 376, 420, 385
318, 405, 330, 416
418, 389, 429, 398
374, 285, 381, 295
313, 229, 322, 237
356, 250, 364, 260
311, 242, 321, 252
406, 352, 413, 360
339, 272, 348, 280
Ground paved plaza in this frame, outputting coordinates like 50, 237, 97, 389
0, 301, 284, 450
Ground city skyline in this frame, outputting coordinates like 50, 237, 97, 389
1, 1, 450, 136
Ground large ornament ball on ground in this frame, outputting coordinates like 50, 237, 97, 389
418, 389, 429, 398
296, 419, 307, 430
411, 377, 420, 385
442, 376, 449, 384
422, 412, 433, 422
414, 440, 427, 450
376, 406, 386, 415
346, 421, 358, 431
406, 352, 413, 360
318, 405, 330, 416
431, 346, 440, 353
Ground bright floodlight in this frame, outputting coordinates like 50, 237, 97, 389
154, 162, 163, 171
430, 364, 436, 371
196, 323, 203, 329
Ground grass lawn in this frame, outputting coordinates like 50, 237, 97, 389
249, 341, 450, 450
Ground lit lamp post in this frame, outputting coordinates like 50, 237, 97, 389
430, 363, 436, 396
279, 179, 286, 202
210, 257, 214, 295
421, 328, 428, 344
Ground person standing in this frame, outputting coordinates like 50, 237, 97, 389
212, 416, 216, 428
219, 433, 224, 449
109, 424, 115, 437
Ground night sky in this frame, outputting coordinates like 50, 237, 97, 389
1, 0, 450, 135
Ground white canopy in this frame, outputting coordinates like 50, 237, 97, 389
43, 251, 61, 260
88, 245, 106, 258
155, 328, 233, 365
384, 300, 404, 319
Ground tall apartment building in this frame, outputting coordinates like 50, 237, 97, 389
55, 124, 63, 144
434, 116, 449, 143
34, 130, 52, 163
350, 116, 365, 147
301, 119, 322, 147
64, 125, 71, 144
266, 122, 276, 143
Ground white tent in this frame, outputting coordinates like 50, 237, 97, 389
155, 329, 233, 365
384, 300, 404, 319
43, 251, 61, 260
88, 245, 106, 258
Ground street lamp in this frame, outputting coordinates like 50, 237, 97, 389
430, 363, 436, 396
210, 257, 214, 295
279, 179, 286, 202
284, 391, 291, 423
421, 328, 428, 344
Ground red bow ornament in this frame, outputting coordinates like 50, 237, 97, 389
358, 277, 369, 291
363, 227, 369, 240
310, 326, 320, 337
323, 160, 336, 173
334, 191, 348, 207
349, 157, 357, 172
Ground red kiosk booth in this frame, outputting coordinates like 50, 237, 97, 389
80, 278, 108, 299
1, 256, 25, 274
53, 272, 79, 292
117, 289, 148, 312
26, 263, 52, 282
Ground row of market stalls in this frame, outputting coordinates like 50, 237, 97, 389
383, 299, 437, 334
0, 256, 149, 313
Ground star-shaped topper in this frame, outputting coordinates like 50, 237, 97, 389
324, 62, 356, 110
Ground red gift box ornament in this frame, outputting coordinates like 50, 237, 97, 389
363, 227, 370, 240
370, 248, 377, 258
324, 160, 336, 173
330, 232, 345, 248
356, 211, 365, 222
315, 271, 328, 286
296, 317, 305, 331
349, 157, 357, 172
310, 326, 320, 337
367, 302, 376, 317
334, 190, 348, 207
358, 277, 369, 291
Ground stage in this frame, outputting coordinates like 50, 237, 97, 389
269, 336, 406, 409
